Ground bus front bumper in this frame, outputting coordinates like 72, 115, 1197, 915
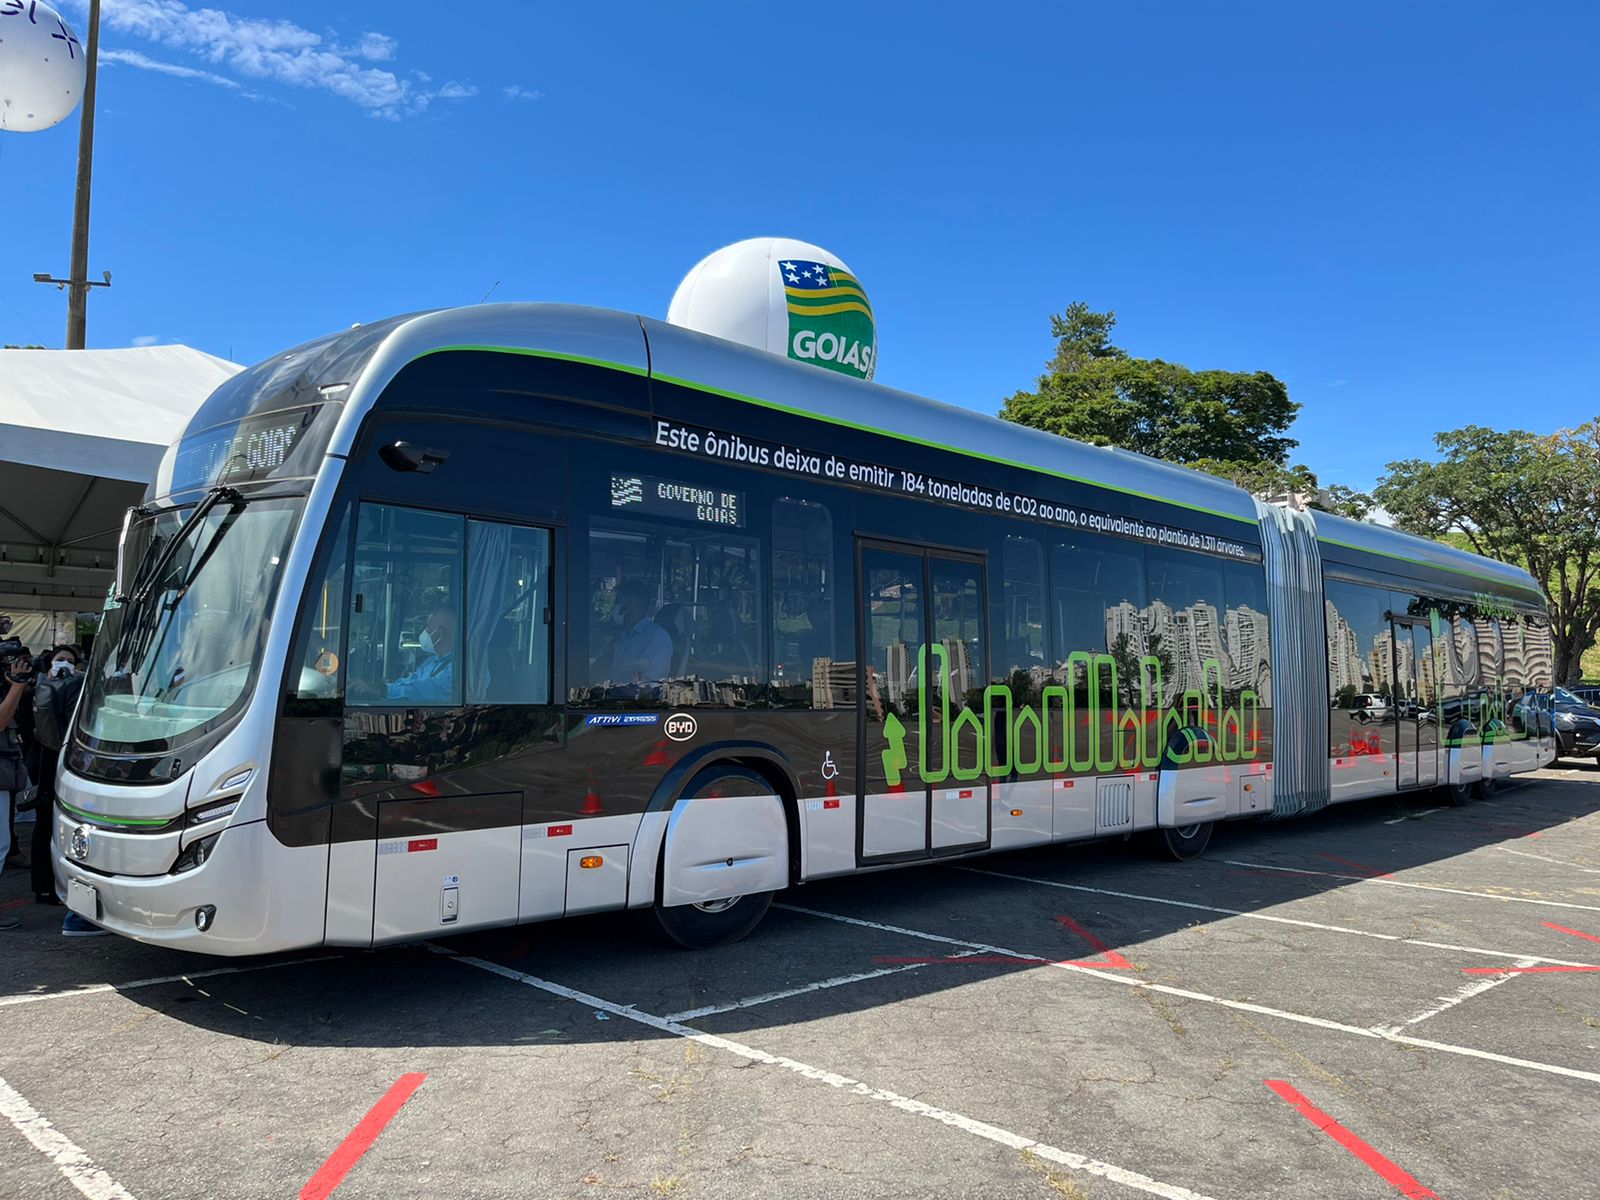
53, 816, 327, 957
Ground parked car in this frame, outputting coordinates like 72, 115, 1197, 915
1552, 687, 1600, 762
1565, 684, 1600, 707
1348, 693, 1390, 722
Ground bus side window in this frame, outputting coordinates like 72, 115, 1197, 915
465, 521, 552, 705
346, 504, 465, 707
285, 506, 351, 709
772, 498, 837, 708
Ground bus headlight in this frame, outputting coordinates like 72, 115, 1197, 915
172, 833, 221, 874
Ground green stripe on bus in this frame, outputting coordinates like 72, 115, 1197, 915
57, 800, 174, 828
648, 371, 1260, 526
408, 344, 1272, 528
1316, 535, 1545, 599
413, 344, 650, 376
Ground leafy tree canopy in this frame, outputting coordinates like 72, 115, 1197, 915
1001, 303, 1372, 517
1002, 310, 1298, 465
1375, 421, 1600, 682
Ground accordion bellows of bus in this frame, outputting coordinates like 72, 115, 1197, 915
55, 304, 1555, 955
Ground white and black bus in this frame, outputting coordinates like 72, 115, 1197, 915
54, 305, 1557, 954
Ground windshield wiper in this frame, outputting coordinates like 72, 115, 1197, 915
112, 486, 247, 680
130, 486, 245, 607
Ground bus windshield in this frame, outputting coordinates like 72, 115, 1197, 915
77, 495, 305, 754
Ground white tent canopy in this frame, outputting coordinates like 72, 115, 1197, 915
0, 344, 241, 619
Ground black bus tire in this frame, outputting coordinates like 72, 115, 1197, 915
651, 891, 774, 950
1148, 821, 1214, 862
1443, 779, 1473, 806
1474, 773, 1498, 800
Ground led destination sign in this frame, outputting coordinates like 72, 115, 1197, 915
610, 473, 745, 527
168, 406, 317, 493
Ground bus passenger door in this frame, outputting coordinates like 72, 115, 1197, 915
1393, 619, 1439, 790
1394, 622, 1418, 789
928, 557, 988, 850
857, 541, 990, 864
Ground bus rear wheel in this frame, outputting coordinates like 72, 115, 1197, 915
1149, 821, 1214, 862
1474, 774, 1498, 800
1443, 779, 1473, 807
651, 891, 774, 950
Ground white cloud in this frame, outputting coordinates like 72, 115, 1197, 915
503, 85, 544, 102
131, 334, 160, 346
65, 0, 473, 119
99, 47, 264, 97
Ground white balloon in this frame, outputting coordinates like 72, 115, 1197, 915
0, 0, 86, 133
668, 237, 878, 381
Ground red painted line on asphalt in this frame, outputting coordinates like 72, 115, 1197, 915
0, 898, 30, 911
1461, 964, 1600, 975
1544, 921, 1600, 944
1265, 1080, 1439, 1199
1316, 852, 1393, 878
1054, 914, 1135, 970
870, 955, 1135, 969
300, 1073, 426, 1200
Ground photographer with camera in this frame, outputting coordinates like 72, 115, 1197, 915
0, 619, 33, 931
27, 645, 89, 922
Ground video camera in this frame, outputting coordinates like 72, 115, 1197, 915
0, 638, 34, 684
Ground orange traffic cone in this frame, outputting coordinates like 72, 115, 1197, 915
582, 770, 604, 816
643, 738, 672, 767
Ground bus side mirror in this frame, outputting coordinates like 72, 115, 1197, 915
380, 441, 450, 474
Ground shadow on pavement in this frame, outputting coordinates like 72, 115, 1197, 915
2, 770, 1596, 1049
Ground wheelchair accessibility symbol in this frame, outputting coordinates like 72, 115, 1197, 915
821, 752, 839, 781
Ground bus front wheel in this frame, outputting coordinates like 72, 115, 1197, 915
652, 891, 774, 950
1149, 821, 1214, 862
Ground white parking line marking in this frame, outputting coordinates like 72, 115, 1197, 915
775, 904, 1600, 1087
1223, 860, 1600, 913
1496, 846, 1600, 875
955, 866, 1596, 968
1372, 959, 1538, 1034
665, 951, 983, 1021
0, 956, 342, 1009
445, 951, 1220, 1200
1382, 808, 1446, 825
0, 1077, 138, 1200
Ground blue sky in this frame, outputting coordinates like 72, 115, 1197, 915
2, 1, 1595, 492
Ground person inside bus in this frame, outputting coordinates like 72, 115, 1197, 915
605, 579, 673, 689
386, 605, 456, 703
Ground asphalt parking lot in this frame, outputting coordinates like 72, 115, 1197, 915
3, 765, 1599, 1200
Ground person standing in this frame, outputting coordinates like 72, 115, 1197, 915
0, 644, 30, 932
28, 646, 84, 907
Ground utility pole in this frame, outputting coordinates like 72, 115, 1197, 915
65, 0, 102, 349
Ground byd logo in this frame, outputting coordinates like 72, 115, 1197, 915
665, 712, 698, 742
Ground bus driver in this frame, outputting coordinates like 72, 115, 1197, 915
386, 606, 456, 703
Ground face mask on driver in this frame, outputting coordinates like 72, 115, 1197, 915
419, 629, 437, 656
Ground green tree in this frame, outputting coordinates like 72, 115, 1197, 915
1002, 304, 1376, 517
1375, 420, 1600, 683
1001, 304, 1299, 467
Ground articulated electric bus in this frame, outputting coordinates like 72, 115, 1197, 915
54, 305, 1557, 954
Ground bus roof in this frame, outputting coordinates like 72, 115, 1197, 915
1311, 507, 1542, 601
317, 302, 1541, 601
